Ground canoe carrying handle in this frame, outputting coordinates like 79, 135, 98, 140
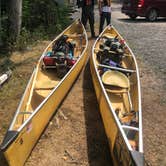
98, 64, 136, 73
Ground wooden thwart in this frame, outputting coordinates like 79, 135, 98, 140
65, 34, 84, 38
94, 48, 130, 57
122, 125, 139, 131
35, 87, 55, 90
19, 112, 32, 115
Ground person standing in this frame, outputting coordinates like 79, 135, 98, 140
98, 0, 111, 34
77, 0, 96, 38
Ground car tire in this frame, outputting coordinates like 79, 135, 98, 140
146, 9, 158, 21
129, 14, 137, 20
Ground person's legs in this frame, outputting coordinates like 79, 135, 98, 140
106, 12, 111, 25
81, 7, 88, 28
88, 7, 95, 37
99, 12, 105, 34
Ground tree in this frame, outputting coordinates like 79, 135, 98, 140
9, 0, 22, 42
0, 0, 2, 46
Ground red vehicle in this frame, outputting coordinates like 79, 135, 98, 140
121, 0, 166, 21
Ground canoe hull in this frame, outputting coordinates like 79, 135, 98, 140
1, 20, 88, 166
90, 25, 144, 166
90, 58, 142, 165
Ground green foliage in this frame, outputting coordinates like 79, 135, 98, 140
0, 0, 73, 53
14, 27, 31, 50
0, 0, 9, 54
22, 0, 71, 33
0, 57, 15, 73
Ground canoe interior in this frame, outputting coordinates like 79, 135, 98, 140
12, 20, 87, 130
93, 26, 141, 152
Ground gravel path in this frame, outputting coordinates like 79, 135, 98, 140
111, 3, 166, 166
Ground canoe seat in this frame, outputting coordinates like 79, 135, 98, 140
102, 70, 130, 89
34, 80, 59, 90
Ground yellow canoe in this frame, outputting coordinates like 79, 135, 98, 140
90, 25, 144, 165
0, 19, 88, 166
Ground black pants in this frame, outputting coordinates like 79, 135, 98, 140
81, 6, 95, 37
99, 12, 111, 34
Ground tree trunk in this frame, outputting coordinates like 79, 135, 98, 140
0, 0, 2, 46
9, 0, 22, 42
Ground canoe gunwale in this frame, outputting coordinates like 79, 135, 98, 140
122, 35, 143, 153
8, 19, 88, 134
17, 39, 87, 133
9, 69, 36, 131
91, 25, 143, 153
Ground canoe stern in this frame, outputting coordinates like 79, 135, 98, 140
131, 151, 144, 166
90, 25, 144, 166
1, 131, 19, 152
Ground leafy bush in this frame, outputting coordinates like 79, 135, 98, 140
14, 27, 31, 50
0, 0, 72, 53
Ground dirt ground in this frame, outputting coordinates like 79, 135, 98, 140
110, 4, 166, 166
25, 39, 112, 166
0, 2, 166, 166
